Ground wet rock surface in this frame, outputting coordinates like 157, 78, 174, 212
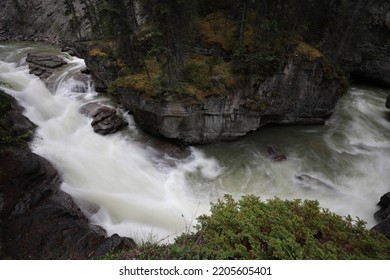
0, 0, 90, 44
26, 53, 67, 79
372, 192, 390, 238
0, 90, 135, 259
80, 102, 128, 135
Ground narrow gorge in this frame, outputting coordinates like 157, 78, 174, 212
1, 0, 390, 259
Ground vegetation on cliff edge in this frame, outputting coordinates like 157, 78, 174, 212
81, 0, 347, 102
103, 195, 390, 260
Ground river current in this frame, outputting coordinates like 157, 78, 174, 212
1, 42, 389, 242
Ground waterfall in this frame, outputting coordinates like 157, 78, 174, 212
1, 42, 390, 243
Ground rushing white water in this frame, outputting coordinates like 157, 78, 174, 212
1, 42, 390, 243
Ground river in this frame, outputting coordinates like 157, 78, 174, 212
1, 42, 389, 243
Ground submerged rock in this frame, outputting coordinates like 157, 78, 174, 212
267, 146, 287, 162
26, 53, 67, 79
295, 174, 336, 191
80, 102, 128, 135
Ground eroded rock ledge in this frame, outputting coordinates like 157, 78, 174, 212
97, 51, 347, 145
0, 90, 135, 259
26, 53, 67, 79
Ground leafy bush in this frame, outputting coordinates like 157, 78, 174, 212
109, 195, 390, 260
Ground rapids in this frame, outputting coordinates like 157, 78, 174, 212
1, 42, 389, 243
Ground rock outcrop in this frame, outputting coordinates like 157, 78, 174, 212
372, 192, 390, 239
73, 42, 121, 92
0, 0, 90, 44
25, 52, 129, 136
106, 51, 346, 144
80, 102, 128, 135
26, 53, 67, 79
0, 90, 135, 259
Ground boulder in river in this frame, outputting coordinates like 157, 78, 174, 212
386, 95, 390, 109
26, 53, 67, 79
80, 102, 128, 135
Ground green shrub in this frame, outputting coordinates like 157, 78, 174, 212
111, 195, 390, 260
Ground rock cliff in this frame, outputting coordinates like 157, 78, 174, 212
78, 42, 347, 144
0, 0, 90, 44
319, 1, 390, 87
71, 0, 389, 144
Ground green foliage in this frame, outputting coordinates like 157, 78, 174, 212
139, 0, 198, 85
189, 195, 390, 259
110, 195, 390, 260
90, 0, 350, 102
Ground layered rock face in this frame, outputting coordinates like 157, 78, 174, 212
0, 0, 89, 44
0, 90, 135, 259
92, 51, 346, 144
26, 53, 68, 79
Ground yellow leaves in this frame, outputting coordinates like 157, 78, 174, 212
296, 41, 322, 60
196, 11, 236, 51
89, 47, 107, 57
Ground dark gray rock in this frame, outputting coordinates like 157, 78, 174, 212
374, 192, 390, 222
73, 42, 120, 92
0, 90, 135, 259
386, 95, 390, 109
319, 1, 390, 87
372, 192, 390, 239
372, 217, 390, 239
61, 46, 79, 57
0, 0, 91, 44
26, 53, 67, 79
91, 234, 136, 259
81, 102, 128, 135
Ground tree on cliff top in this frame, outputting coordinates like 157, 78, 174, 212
139, 0, 198, 85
